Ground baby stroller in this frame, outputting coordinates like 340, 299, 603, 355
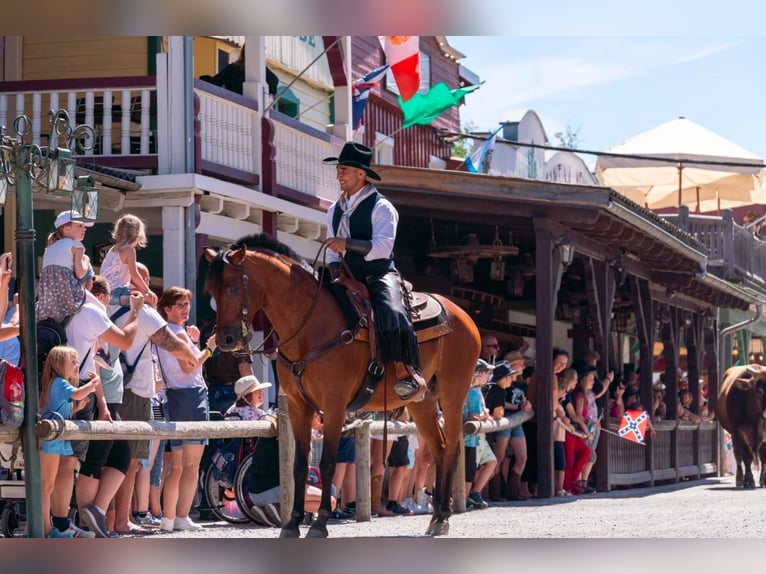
0, 440, 25, 537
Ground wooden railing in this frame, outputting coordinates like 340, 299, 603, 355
607, 419, 718, 486
268, 109, 343, 203
665, 207, 766, 287
193, 80, 259, 178
0, 77, 157, 158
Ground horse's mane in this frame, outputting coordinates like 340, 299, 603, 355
206, 233, 315, 294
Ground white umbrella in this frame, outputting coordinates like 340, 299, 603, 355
595, 117, 766, 212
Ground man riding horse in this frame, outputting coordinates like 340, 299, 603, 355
323, 142, 426, 402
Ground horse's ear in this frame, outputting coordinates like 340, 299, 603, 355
229, 246, 247, 266
203, 247, 218, 262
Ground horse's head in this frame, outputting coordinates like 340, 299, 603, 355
204, 245, 264, 352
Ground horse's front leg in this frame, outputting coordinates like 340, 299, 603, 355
279, 398, 314, 538
306, 410, 343, 538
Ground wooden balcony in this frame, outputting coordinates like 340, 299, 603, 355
663, 206, 766, 289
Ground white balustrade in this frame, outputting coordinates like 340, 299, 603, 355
271, 117, 340, 203
0, 81, 157, 158
195, 87, 256, 174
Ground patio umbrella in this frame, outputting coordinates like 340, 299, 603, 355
595, 117, 766, 213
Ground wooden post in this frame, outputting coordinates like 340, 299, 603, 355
532, 218, 559, 499
277, 394, 295, 526
453, 437, 466, 513
354, 420, 372, 522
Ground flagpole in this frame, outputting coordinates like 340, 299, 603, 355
265, 37, 340, 113
371, 124, 407, 151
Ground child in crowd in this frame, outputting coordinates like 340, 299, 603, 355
100, 214, 157, 308
39, 345, 101, 538
553, 368, 579, 496
463, 358, 496, 510
36, 211, 94, 322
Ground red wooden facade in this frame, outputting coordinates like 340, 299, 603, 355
350, 36, 463, 167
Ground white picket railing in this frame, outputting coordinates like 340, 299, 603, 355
270, 111, 343, 203
0, 79, 157, 157
194, 83, 258, 175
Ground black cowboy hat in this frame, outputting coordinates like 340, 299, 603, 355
323, 142, 381, 181
491, 361, 518, 382
576, 364, 598, 380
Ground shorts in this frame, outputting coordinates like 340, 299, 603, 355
490, 428, 512, 440
476, 435, 496, 466
337, 436, 355, 464
554, 441, 566, 471
387, 436, 409, 468
510, 425, 525, 439
587, 426, 601, 463
166, 386, 210, 449
118, 389, 153, 459
464, 445, 477, 483
41, 439, 73, 456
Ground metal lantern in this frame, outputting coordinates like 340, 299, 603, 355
46, 148, 75, 193
71, 176, 99, 222
557, 236, 575, 267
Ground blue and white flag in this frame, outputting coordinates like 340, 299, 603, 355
352, 64, 390, 130
465, 126, 502, 174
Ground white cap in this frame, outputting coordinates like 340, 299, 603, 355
54, 210, 95, 229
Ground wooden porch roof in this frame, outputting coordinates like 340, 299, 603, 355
375, 165, 762, 311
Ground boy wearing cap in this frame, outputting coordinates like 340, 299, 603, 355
463, 359, 496, 510
37, 210, 95, 323
324, 142, 425, 403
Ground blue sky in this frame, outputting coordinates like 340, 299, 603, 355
446, 33, 766, 168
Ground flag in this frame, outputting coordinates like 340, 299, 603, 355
465, 126, 502, 174
383, 36, 421, 102
618, 409, 649, 444
399, 82, 481, 129
352, 64, 389, 130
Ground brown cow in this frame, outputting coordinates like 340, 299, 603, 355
718, 364, 766, 489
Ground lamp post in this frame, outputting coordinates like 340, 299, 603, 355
0, 109, 96, 538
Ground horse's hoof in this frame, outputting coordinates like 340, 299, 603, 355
279, 527, 300, 538
306, 525, 329, 538
427, 521, 449, 537
745, 483, 756, 490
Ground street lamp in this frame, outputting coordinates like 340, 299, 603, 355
0, 109, 96, 538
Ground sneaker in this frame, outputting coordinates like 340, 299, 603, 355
80, 504, 110, 538
60, 523, 96, 538
134, 513, 161, 528
467, 491, 489, 509
330, 507, 355, 520
158, 517, 175, 532
173, 516, 202, 531
579, 481, 597, 494
47, 527, 74, 538
386, 501, 413, 515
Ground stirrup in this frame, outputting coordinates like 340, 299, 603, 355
394, 379, 427, 402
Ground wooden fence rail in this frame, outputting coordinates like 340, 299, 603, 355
5, 397, 535, 526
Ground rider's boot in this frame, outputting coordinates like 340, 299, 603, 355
393, 363, 427, 402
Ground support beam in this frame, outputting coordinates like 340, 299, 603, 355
161, 205, 185, 288
532, 217, 557, 499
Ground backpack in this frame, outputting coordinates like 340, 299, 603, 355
119, 344, 147, 388
35, 316, 72, 384
0, 359, 24, 428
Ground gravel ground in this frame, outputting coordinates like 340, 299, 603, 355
134, 474, 766, 539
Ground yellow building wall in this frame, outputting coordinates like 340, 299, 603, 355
22, 36, 148, 80
193, 37, 240, 79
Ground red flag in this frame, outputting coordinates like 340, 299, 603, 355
383, 36, 420, 102
618, 409, 649, 444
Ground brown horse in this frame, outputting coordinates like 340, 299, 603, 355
204, 234, 480, 537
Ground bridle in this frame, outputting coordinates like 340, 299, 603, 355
220, 247, 327, 356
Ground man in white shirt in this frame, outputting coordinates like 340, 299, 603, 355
324, 142, 425, 402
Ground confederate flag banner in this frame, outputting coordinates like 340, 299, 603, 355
618, 409, 649, 444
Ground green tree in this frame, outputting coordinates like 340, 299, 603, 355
554, 123, 583, 149
451, 120, 477, 159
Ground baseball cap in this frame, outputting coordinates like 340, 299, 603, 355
54, 210, 95, 229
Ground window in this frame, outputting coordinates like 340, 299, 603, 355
385, 51, 431, 97
217, 49, 230, 72
375, 132, 394, 165
275, 85, 300, 119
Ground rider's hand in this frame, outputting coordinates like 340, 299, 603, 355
326, 237, 347, 253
